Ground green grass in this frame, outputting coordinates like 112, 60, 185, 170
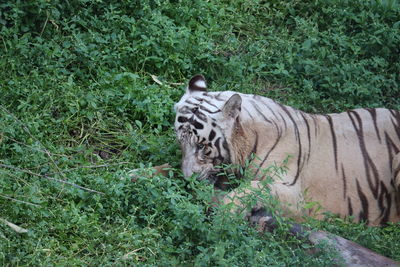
1, 0, 399, 265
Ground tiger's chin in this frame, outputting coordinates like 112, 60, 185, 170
198, 169, 238, 191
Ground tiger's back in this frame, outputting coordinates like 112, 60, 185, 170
174, 75, 400, 225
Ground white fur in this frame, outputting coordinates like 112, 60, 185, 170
175, 86, 400, 225
194, 80, 206, 89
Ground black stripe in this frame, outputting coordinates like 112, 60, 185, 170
255, 120, 283, 176
261, 99, 280, 120
348, 197, 353, 216
279, 113, 287, 131
212, 137, 225, 165
394, 162, 400, 179
251, 131, 258, 155
215, 93, 224, 101
356, 179, 369, 223
324, 115, 338, 172
251, 101, 272, 124
193, 109, 207, 122
277, 104, 303, 186
385, 132, 400, 185
191, 120, 204, 129
194, 97, 221, 110
310, 114, 319, 137
385, 132, 400, 170
208, 130, 216, 141
365, 108, 381, 142
348, 110, 379, 198
389, 110, 400, 140
222, 138, 231, 164
213, 137, 221, 162
243, 106, 254, 120
342, 164, 347, 199
177, 116, 188, 123
385, 131, 400, 154
377, 181, 386, 219
300, 112, 311, 162
378, 181, 391, 225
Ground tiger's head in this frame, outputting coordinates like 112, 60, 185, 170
174, 75, 243, 184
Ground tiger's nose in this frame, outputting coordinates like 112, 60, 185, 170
182, 167, 194, 178
182, 161, 198, 178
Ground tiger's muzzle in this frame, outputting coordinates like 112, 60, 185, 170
182, 162, 219, 185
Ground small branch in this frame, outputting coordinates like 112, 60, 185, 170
150, 74, 163, 85
1, 36, 7, 53
122, 248, 144, 260
0, 217, 28, 233
150, 74, 184, 86
49, 19, 59, 30
0, 164, 104, 195
0, 194, 41, 207
40, 11, 50, 37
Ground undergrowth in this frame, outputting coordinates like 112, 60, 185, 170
1, 0, 399, 265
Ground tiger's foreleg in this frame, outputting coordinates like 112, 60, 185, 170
212, 180, 298, 233
211, 181, 266, 215
211, 176, 304, 222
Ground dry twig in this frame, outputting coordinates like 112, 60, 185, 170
0, 217, 29, 233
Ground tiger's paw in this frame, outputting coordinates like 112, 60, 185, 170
246, 206, 308, 239
246, 206, 278, 233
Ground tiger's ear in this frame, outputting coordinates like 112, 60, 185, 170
222, 94, 242, 119
188, 74, 207, 93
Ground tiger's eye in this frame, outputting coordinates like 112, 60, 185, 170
196, 143, 205, 150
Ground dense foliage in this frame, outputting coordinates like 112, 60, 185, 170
1, 0, 399, 265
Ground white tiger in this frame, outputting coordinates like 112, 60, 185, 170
174, 75, 400, 225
